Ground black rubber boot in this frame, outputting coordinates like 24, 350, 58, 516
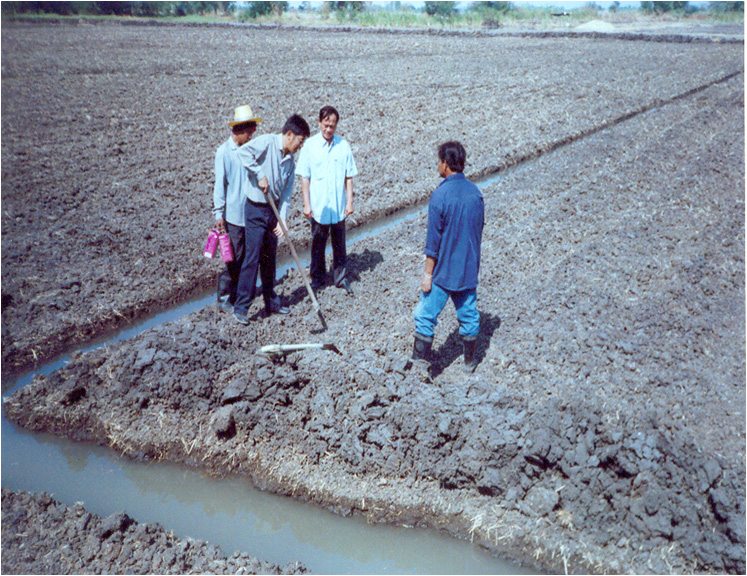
462, 336, 477, 373
412, 333, 433, 361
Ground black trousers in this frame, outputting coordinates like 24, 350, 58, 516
217, 222, 245, 304
234, 200, 280, 314
310, 218, 347, 286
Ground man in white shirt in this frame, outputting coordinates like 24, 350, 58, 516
212, 104, 261, 313
296, 105, 358, 296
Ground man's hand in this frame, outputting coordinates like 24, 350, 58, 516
344, 201, 354, 218
303, 202, 313, 219
421, 273, 432, 293
273, 222, 285, 238
215, 218, 227, 235
259, 176, 269, 195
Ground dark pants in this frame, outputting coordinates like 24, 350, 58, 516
217, 222, 245, 304
310, 219, 347, 286
234, 200, 280, 315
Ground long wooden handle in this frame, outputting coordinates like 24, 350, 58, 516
264, 193, 323, 313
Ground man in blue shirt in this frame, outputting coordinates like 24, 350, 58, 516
413, 141, 484, 372
296, 105, 358, 295
233, 114, 310, 325
212, 105, 261, 313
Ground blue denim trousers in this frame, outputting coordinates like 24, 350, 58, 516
413, 284, 479, 339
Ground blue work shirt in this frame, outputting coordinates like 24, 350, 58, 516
213, 137, 252, 227
424, 173, 484, 292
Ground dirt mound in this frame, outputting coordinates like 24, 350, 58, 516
1, 489, 306, 575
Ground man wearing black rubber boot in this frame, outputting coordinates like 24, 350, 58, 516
412, 141, 484, 373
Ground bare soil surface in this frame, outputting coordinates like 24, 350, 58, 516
2, 20, 745, 575
1, 19, 742, 373
1, 489, 306, 574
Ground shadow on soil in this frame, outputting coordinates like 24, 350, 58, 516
430, 311, 502, 378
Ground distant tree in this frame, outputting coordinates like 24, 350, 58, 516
425, 1, 456, 18
330, 1, 365, 12
709, 1, 744, 12
271, 1, 288, 17
93, 1, 131, 15
17, 1, 79, 14
130, 2, 171, 17
174, 2, 197, 16
640, 1, 689, 14
609, 1, 620, 12
469, 1, 511, 13
245, 1, 273, 18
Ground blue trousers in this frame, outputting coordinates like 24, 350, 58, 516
414, 284, 479, 339
234, 200, 281, 315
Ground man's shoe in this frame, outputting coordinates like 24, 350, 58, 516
233, 311, 249, 325
311, 280, 325, 292
267, 305, 290, 315
339, 278, 354, 297
217, 298, 233, 313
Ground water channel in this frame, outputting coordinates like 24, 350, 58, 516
1, 173, 537, 574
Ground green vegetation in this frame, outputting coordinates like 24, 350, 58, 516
1, 1, 231, 18
1, 1, 742, 29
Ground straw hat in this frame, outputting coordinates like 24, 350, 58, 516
228, 105, 262, 127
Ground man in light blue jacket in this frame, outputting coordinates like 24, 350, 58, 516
212, 105, 261, 313
233, 114, 310, 325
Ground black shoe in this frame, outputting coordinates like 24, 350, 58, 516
339, 278, 354, 297
311, 280, 325, 291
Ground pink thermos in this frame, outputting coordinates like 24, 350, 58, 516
218, 233, 233, 263
204, 229, 219, 258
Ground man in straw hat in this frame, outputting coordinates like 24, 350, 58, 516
213, 104, 262, 313
233, 113, 311, 325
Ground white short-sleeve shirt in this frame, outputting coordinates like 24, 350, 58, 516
296, 132, 358, 225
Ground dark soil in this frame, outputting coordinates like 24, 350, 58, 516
0, 19, 742, 373
1, 489, 306, 574
2, 20, 745, 575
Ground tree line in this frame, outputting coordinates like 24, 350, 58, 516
2, 1, 743, 18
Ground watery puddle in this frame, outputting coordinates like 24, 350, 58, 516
1, 172, 538, 574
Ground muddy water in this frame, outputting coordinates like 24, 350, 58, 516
1, 417, 532, 574
1, 173, 537, 574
